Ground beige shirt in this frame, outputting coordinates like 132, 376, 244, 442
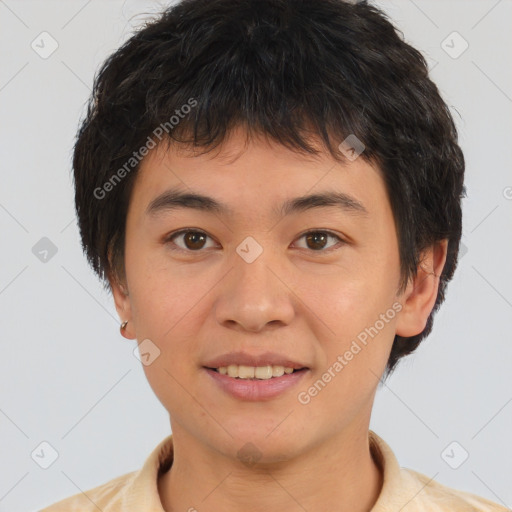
40, 430, 508, 511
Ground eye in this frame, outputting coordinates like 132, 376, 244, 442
166, 229, 217, 252
293, 230, 345, 252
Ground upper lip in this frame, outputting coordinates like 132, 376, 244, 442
203, 351, 308, 369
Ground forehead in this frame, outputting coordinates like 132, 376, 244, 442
129, 128, 389, 222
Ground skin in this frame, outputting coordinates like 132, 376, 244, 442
111, 126, 447, 512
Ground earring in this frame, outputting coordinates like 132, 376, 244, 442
120, 321, 128, 334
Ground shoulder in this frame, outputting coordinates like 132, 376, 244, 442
401, 467, 509, 512
368, 431, 508, 512
39, 470, 137, 512
38, 434, 174, 512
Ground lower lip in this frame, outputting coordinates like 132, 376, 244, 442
203, 368, 308, 401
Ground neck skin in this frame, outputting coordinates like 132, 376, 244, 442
158, 416, 383, 512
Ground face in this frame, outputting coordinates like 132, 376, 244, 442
113, 127, 441, 464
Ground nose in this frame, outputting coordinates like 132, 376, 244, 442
214, 246, 295, 333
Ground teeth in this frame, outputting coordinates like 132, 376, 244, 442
255, 366, 272, 379
239, 365, 255, 379
216, 364, 298, 379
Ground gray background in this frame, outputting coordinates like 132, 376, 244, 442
0, 0, 511, 510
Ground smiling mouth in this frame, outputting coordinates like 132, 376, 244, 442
206, 364, 307, 380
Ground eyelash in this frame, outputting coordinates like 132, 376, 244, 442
164, 229, 346, 254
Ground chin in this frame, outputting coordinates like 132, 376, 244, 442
218, 421, 310, 463
228, 438, 301, 468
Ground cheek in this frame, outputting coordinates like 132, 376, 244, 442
308, 287, 398, 412
125, 244, 206, 336
125, 254, 208, 390
299, 252, 400, 388
301, 261, 399, 340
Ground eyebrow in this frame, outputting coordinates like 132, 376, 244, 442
146, 187, 368, 219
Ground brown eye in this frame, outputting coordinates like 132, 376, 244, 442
168, 230, 215, 251
295, 231, 343, 252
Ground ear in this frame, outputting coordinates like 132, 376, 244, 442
109, 272, 136, 340
395, 239, 449, 338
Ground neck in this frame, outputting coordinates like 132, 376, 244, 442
158, 423, 383, 512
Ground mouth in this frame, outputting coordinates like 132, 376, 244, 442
201, 352, 310, 400
202, 355, 310, 401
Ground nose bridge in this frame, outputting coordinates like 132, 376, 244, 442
214, 236, 295, 332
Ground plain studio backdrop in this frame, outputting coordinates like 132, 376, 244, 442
0, 1, 511, 510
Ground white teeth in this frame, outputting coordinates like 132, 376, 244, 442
238, 365, 255, 379
255, 366, 273, 379
227, 364, 238, 378
271, 365, 285, 377
215, 364, 298, 379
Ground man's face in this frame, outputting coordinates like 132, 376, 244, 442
119, 127, 404, 462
